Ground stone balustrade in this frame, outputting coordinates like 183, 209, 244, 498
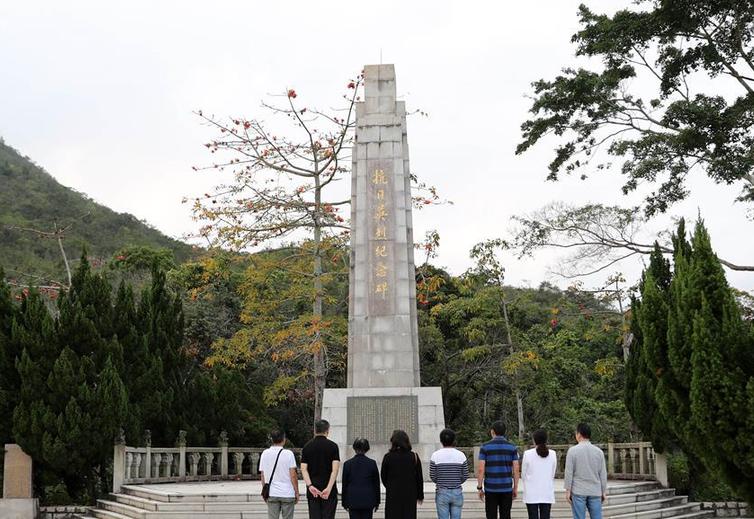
113, 433, 657, 493
113, 431, 304, 492
549, 442, 656, 479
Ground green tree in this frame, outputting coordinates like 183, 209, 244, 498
625, 244, 675, 452
0, 269, 18, 445
13, 255, 129, 502
517, 1, 754, 217
632, 219, 754, 503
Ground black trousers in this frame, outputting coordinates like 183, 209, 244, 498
485, 492, 513, 519
348, 509, 374, 519
526, 503, 552, 519
307, 491, 338, 519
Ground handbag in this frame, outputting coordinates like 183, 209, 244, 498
261, 448, 284, 501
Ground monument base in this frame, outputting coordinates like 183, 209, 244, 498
321, 386, 444, 480
0, 498, 38, 519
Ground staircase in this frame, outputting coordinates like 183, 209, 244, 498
76, 480, 720, 519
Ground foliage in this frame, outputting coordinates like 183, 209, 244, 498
628, 219, 754, 504
422, 267, 632, 446
0, 141, 195, 285
2, 253, 274, 504
517, 1, 754, 217
206, 241, 348, 441
625, 244, 675, 452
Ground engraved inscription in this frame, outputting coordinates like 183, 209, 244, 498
367, 160, 395, 315
347, 396, 419, 443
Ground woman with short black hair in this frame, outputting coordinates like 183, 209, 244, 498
342, 437, 380, 519
381, 430, 424, 519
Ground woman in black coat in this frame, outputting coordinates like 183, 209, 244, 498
380, 430, 424, 519
342, 438, 381, 519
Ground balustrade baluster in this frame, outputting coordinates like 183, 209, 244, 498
251, 451, 261, 476
234, 453, 244, 476
125, 453, 133, 482
152, 453, 161, 479
134, 453, 143, 479
189, 452, 199, 477
200, 452, 211, 476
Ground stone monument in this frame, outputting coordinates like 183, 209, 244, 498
0, 444, 39, 519
321, 64, 445, 477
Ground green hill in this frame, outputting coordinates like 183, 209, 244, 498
0, 139, 195, 284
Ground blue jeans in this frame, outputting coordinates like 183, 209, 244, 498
571, 495, 602, 519
436, 487, 464, 519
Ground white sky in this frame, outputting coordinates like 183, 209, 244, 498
1, 0, 752, 293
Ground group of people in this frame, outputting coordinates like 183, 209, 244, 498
259, 419, 607, 519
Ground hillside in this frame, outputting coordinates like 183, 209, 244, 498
0, 139, 195, 283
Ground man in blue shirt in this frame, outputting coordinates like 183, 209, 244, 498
476, 421, 520, 519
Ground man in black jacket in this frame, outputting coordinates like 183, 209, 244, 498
342, 438, 381, 519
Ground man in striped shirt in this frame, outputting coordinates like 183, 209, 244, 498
477, 420, 520, 519
430, 428, 469, 519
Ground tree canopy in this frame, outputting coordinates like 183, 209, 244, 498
517, 1, 754, 217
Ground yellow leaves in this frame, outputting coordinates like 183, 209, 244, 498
594, 357, 620, 379
460, 345, 492, 362
263, 373, 307, 406
502, 350, 541, 375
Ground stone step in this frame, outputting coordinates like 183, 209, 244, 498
94, 495, 693, 519
609, 503, 706, 519
110, 488, 678, 514
120, 481, 662, 504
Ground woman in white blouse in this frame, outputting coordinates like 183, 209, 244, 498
521, 429, 557, 519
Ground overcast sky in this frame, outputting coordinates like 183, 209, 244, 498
1, 0, 752, 293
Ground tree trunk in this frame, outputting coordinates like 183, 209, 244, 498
501, 293, 526, 441
515, 389, 525, 442
312, 175, 325, 423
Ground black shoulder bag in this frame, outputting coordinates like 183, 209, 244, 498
262, 448, 284, 501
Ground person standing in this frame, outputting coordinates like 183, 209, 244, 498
564, 423, 607, 519
301, 419, 341, 519
430, 428, 469, 519
342, 437, 380, 519
381, 430, 424, 519
522, 429, 556, 519
476, 420, 520, 519
260, 429, 299, 519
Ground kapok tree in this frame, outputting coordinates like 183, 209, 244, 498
190, 74, 361, 422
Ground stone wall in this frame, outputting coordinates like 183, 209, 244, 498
700, 502, 752, 517
40, 506, 90, 518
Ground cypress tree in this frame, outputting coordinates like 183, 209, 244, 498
685, 222, 754, 502
0, 269, 18, 444
134, 266, 185, 444
626, 245, 675, 452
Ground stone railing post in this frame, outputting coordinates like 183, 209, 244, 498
177, 431, 187, 480
654, 452, 669, 487
639, 444, 646, 475
607, 442, 615, 476
144, 430, 152, 480
112, 429, 126, 493
219, 431, 229, 478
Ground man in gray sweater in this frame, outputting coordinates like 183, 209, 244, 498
564, 423, 607, 519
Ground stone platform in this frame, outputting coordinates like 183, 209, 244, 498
75, 479, 719, 519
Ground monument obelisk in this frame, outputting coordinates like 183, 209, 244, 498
321, 64, 445, 476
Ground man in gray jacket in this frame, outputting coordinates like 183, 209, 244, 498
564, 423, 607, 519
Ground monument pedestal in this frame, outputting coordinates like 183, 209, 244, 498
1, 444, 38, 519
322, 386, 444, 479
